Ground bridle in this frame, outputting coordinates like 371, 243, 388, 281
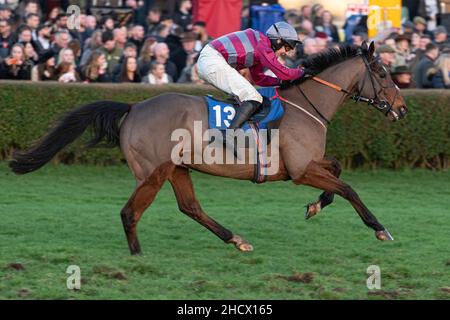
281, 50, 401, 127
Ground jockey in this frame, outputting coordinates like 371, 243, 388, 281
197, 21, 307, 149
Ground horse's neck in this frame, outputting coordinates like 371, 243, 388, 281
281, 58, 364, 125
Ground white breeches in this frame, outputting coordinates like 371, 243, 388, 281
197, 45, 263, 103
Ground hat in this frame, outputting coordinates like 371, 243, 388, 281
441, 46, 450, 54
376, 44, 396, 54
413, 16, 427, 26
391, 65, 411, 75
402, 21, 415, 30
180, 31, 197, 42
395, 33, 412, 42
434, 26, 448, 35
0, 4, 12, 11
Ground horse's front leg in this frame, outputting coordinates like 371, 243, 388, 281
294, 160, 394, 241
304, 156, 341, 219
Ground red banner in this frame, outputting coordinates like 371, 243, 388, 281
193, 0, 243, 38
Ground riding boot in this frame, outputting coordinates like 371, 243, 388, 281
224, 100, 261, 157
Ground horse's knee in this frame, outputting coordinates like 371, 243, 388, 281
179, 202, 202, 220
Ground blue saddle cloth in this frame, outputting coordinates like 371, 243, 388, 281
205, 87, 284, 131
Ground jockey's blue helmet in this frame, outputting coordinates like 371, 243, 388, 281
266, 21, 302, 50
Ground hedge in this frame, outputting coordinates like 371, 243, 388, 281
0, 80, 449, 170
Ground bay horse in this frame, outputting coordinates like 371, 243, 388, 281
9, 42, 408, 255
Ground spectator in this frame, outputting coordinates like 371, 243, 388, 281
191, 21, 210, 50
80, 29, 102, 68
55, 13, 69, 32
402, 21, 415, 34
393, 33, 413, 68
300, 19, 314, 38
241, 5, 250, 30
142, 60, 172, 84
82, 15, 97, 43
56, 61, 78, 83
99, 30, 123, 76
173, 0, 192, 31
57, 48, 75, 68
169, 30, 196, 75
311, 3, 324, 27
82, 50, 111, 83
23, 41, 39, 64
112, 41, 138, 78
376, 44, 396, 70
52, 30, 71, 56
145, 6, 162, 36
419, 34, 432, 50
0, 19, 14, 59
68, 39, 82, 66
352, 31, 368, 46
114, 27, 127, 49
25, 13, 40, 40
391, 65, 414, 89
0, 43, 32, 80
177, 53, 204, 84
129, 24, 145, 53
153, 42, 178, 81
300, 5, 312, 20
17, 25, 33, 43
414, 42, 439, 88
431, 49, 450, 88
31, 50, 57, 81
135, 37, 154, 75
0, 4, 13, 22
114, 56, 141, 83
413, 16, 432, 38
47, 6, 62, 24
101, 15, 115, 31
35, 22, 52, 54
433, 26, 450, 50
22, 1, 40, 19
314, 10, 339, 43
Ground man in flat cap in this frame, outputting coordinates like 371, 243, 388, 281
376, 44, 396, 71
434, 26, 450, 50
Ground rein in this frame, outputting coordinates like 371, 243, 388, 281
278, 53, 399, 128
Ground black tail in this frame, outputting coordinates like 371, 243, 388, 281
9, 100, 131, 174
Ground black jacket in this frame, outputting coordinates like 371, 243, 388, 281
414, 55, 435, 88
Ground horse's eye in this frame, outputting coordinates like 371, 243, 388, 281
379, 71, 387, 78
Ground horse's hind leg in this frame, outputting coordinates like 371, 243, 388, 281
294, 160, 393, 241
305, 157, 342, 219
121, 162, 175, 255
169, 166, 253, 252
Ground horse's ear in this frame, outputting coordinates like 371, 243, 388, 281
368, 41, 375, 59
361, 41, 368, 50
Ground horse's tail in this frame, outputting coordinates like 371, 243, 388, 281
9, 100, 131, 175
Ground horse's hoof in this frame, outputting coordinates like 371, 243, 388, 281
305, 201, 321, 220
228, 235, 253, 252
375, 229, 394, 241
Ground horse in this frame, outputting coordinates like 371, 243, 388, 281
9, 42, 408, 255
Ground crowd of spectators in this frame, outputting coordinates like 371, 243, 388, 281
0, 0, 208, 84
272, 2, 450, 89
0, 0, 449, 89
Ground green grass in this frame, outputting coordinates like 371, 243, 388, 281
0, 163, 449, 300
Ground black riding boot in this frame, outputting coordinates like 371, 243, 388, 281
224, 100, 261, 155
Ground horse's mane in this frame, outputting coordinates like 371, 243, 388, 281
287, 43, 367, 87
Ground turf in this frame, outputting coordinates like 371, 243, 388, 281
0, 163, 449, 300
